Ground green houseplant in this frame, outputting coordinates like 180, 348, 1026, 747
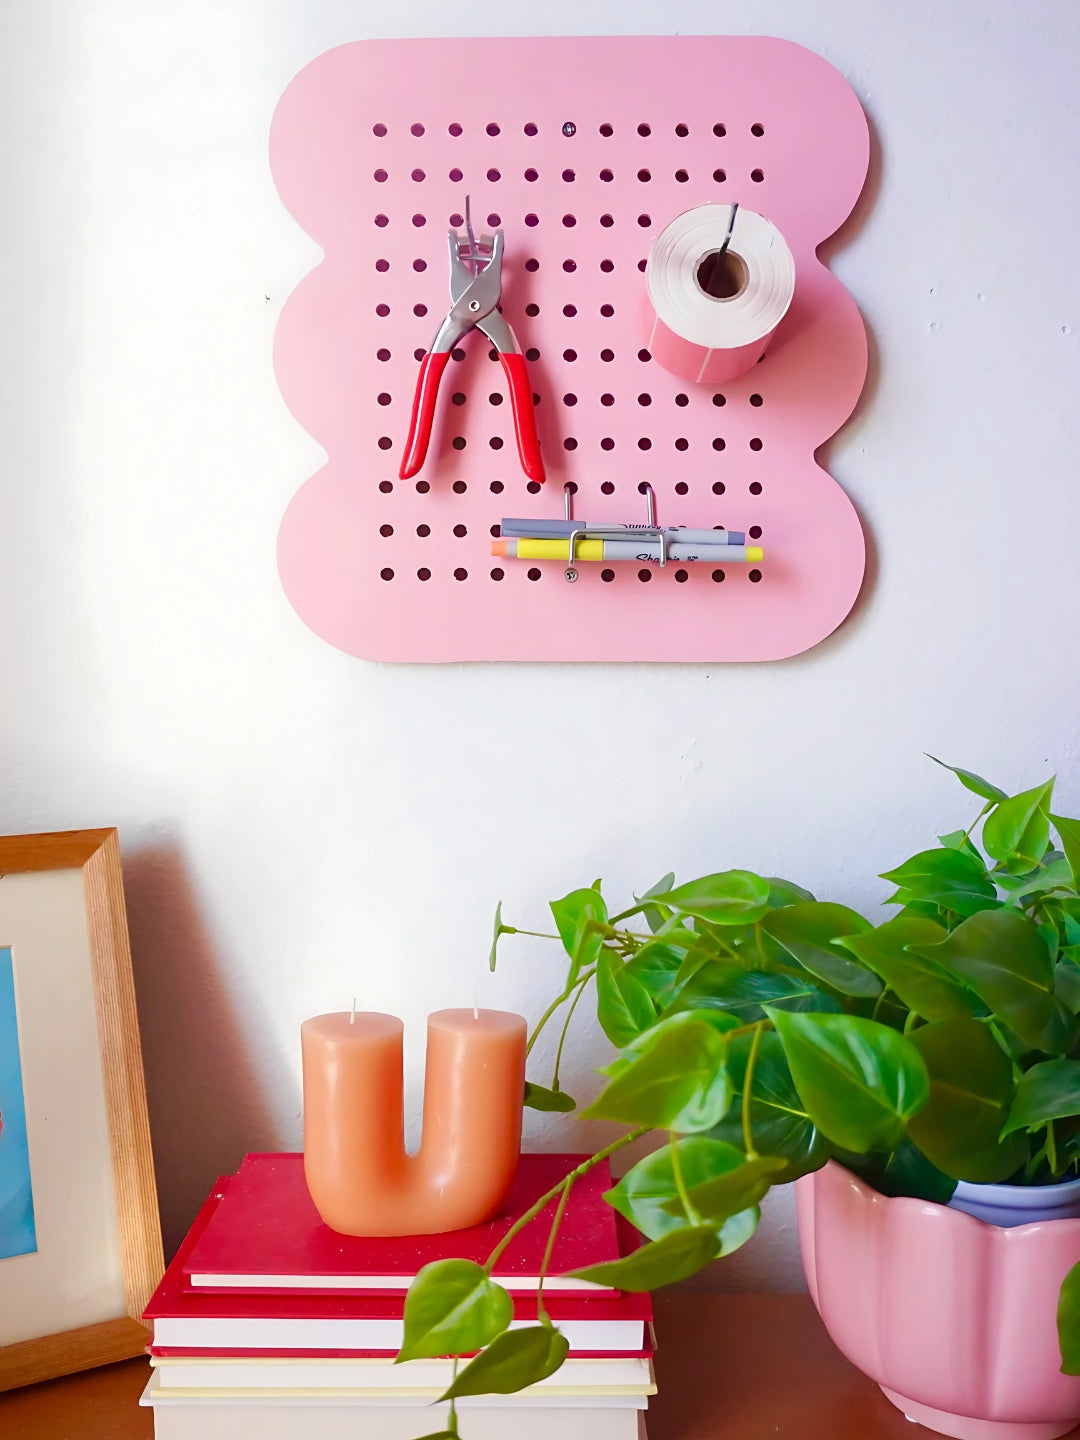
396, 759, 1080, 1439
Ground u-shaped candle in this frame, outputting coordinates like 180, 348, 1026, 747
301, 1008, 527, 1236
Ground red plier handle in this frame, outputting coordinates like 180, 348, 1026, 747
399, 352, 451, 480
399, 345, 545, 484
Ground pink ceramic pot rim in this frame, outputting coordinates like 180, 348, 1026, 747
830, 1161, 1080, 1234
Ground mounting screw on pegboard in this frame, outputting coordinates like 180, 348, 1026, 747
562, 121, 576, 136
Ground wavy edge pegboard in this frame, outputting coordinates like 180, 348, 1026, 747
271, 37, 869, 662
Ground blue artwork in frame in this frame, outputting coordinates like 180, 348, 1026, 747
0, 944, 36, 1259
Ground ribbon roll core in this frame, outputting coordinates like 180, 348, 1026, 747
645, 204, 796, 385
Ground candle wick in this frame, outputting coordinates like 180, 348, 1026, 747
350, 997, 356, 1025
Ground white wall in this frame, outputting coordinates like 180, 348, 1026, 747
1, 1, 1078, 1289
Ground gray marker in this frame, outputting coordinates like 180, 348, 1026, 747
500, 518, 746, 546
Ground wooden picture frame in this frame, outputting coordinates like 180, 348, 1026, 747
0, 829, 163, 1390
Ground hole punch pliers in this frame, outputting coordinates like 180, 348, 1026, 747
399, 210, 545, 484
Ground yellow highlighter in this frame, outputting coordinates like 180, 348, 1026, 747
492, 538, 763, 563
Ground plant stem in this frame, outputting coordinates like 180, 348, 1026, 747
871, 987, 892, 1023
1048, 1119, 1060, 1177
552, 975, 591, 1092
903, 1009, 919, 1035
741, 1022, 764, 1159
513, 929, 562, 941
535, 1176, 574, 1325
525, 969, 595, 1059
484, 1127, 649, 1273
447, 1361, 459, 1435
669, 1133, 699, 1224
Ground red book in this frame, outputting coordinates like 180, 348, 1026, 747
146, 1176, 651, 1357
185, 1152, 619, 1295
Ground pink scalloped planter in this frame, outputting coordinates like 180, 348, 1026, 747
795, 1161, 1080, 1440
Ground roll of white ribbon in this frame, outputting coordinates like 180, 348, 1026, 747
645, 204, 796, 385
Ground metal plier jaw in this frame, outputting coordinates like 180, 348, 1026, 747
399, 228, 545, 483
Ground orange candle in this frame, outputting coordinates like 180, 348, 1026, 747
301, 1008, 527, 1237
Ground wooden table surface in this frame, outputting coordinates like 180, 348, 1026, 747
2, 1293, 1078, 1439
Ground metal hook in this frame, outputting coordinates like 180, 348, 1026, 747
564, 483, 574, 522
640, 483, 666, 566
717, 201, 739, 261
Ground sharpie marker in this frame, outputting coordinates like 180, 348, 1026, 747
500, 518, 745, 546
492, 538, 763, 564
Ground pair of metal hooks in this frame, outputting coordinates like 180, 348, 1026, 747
562, 481, 665, 582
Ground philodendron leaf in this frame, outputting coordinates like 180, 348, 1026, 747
837, 916, 976, 1022
624, 938, 691, 1005
927, 755, 1008, 804
662, 1155, 788, 1224
675, 964, 841, 1023
397, 1260, 513, 1362
909, 909, 1076, 1055
767, 1009, 929, 1153
1002, 1059, 1080, 1137
879, 848, 1000, 918
906, 1017, 1028, 1182
569, 1226, 720, 1291
663, 870, 771, 925
982, 780, 1055, 876
596, 949, 658, 1048
440, 1326, 569, 1399
489, 900, 514, 973
523, 1081, 576, 1113
1052, 814, 1080, 893
604, 1137, 760, 1255
708, 1031, 828, 1181
759, 903, 881, 998
1056, 960, 1080, 1014
881, 847, 996, 898
583, 1012, 732, 1132
939, 830, 986, 863
550, 887, 608, 984
1059, 1262, 1080, 1374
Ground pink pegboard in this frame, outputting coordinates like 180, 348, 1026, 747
271, 37, 869, 662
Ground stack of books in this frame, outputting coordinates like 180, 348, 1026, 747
140, 1153, 654, 1439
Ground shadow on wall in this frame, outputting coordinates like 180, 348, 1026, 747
123, 843, 281, 1259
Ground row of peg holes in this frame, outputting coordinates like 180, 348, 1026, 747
373, 169, 764, 185
377, 437, 763, 455
372, 122, 766, 138
377, 522, 763, 539
377, 477, 765, 496
372, 210, 766, 229
378, 566, 763, 583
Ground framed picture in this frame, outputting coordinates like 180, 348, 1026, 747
0, 829, 163, 1390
